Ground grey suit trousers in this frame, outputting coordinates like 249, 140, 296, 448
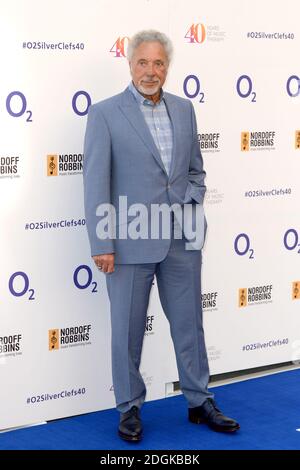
106, 230, 213, 413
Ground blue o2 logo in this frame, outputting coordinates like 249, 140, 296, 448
73, 265, 98, 292
6, 91, 33, 122
72, 91, 91, 116
236, 75, 256, 102
284, 229, 300, 253
234, 233, 254, 259
8, 271, 35, 300
183, 75, 205, 103
286, 75, 300, 97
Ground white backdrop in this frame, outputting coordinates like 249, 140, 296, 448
1, 0, 299, 430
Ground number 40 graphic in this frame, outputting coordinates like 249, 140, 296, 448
184, 24, 206, 43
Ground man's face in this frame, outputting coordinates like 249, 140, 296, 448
129, 41, 168, 96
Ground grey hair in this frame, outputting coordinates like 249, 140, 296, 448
127, 30, 173, 64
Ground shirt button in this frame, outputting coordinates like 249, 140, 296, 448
167, 183, 171, 189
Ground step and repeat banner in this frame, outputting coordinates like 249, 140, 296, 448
1, 0, 299, 429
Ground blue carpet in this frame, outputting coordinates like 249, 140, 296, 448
1, 369, 300, 450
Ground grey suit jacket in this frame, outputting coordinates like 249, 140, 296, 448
83, 86, 206, 264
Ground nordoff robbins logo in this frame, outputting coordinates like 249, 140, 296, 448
95, 196, 206, 250
239, 285, 273, 307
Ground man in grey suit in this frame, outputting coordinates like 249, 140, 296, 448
83, 30, 239, 442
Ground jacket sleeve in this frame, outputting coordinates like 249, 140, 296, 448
83, 104, 115, 256
183, 101, 206, 205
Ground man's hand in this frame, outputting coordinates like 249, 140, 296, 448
92, 253, 115, 273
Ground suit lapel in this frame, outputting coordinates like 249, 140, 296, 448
119, 88, 167, 174
163, 92, 179, 180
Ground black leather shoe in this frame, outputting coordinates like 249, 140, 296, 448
118, 406, 143, 442
189, 398, 240, 433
